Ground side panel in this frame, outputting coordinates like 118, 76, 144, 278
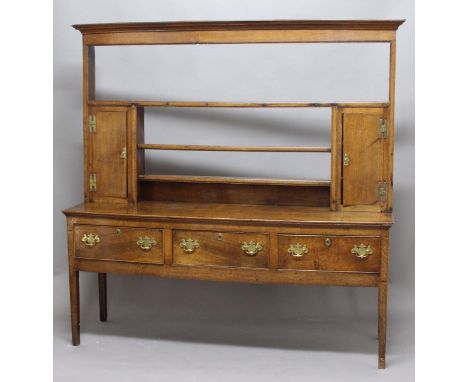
342, 108, 388, 210
91, 108, 128, 200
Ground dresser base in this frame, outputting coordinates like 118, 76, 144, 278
64, 202, 391, 368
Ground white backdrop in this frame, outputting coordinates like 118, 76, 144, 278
54, 1, 414, 380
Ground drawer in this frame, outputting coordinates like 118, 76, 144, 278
173, 230, 269, 269
74, 225, 164, 264
278, 235, 380, 272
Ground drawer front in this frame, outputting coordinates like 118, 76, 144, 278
278, 235, 380, 272
75, 225, 164, 264
173, 230, 269, 269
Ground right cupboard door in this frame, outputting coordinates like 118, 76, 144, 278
342, 107, 389, 211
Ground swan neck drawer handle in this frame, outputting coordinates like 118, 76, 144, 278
137, 236, 157, 251
241, 241, 263, 256
288, 243, 309, 258
352, 244, 373, 259
180, 238, 200, 253
81, 233, 100, 247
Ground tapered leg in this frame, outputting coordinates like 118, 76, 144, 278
378, 282, 388, 369
69, 270, 80, 345
98, 273, 107, 322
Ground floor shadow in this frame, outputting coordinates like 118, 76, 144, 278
70, 276, 378, 354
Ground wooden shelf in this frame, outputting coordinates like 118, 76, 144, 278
89, 100, 389, 108
138, 174, 330, 187
138, 144, 331, 153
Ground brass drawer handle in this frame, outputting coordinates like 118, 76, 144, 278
180, 238, 199, 253
241, 241, 263, 256
288, 243, 309, 258
352, 244, 373, 259
81, 233, 100, 247
137, 236, 157, 251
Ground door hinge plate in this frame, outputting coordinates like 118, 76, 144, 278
378, 181, 387, 202
89, 115, 96, 133
89, 173, 96, 192
378, 118, 388, 139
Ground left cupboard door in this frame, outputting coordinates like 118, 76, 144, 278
88, 108, 128, 201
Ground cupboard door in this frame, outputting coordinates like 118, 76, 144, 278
92, 109, 128, 200
342, 109, 388, 208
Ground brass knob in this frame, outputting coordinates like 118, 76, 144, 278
343, 153, 350, 166
352, 244, 373, 259
180, 238, 199, 253
288, 243, 308, 258
81, 233, 100, 247
324, 238, 332, 247
241, 241, 263, 256
137, 236, 156, 251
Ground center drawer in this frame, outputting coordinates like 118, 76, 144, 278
173, 230, 269, 269
278, 234, 381, 272
74, 225, 164, 264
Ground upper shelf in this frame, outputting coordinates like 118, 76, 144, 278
73, 19, 405, 45
89, 100, 390, 108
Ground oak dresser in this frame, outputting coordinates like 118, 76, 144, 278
63, 20, 405, 368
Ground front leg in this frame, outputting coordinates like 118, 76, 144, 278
69, 269, 80, 345
378, 281, 388, 369
98, 273, 107, 322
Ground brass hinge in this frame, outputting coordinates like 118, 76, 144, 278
378, 181, 387, 202
88, 115, 96, 133
378, 118, 388, 139
89, 173, 96, 192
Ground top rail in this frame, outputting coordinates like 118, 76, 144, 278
73, 20, 404, 45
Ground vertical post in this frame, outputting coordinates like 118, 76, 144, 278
378, 229, 390, 368
127, 105, 138, 203
98, 273, 108, 322
83, 44, 95, 202
387, 38, 397, 211
67, 219, 80, 345
330, 106, 342, 210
